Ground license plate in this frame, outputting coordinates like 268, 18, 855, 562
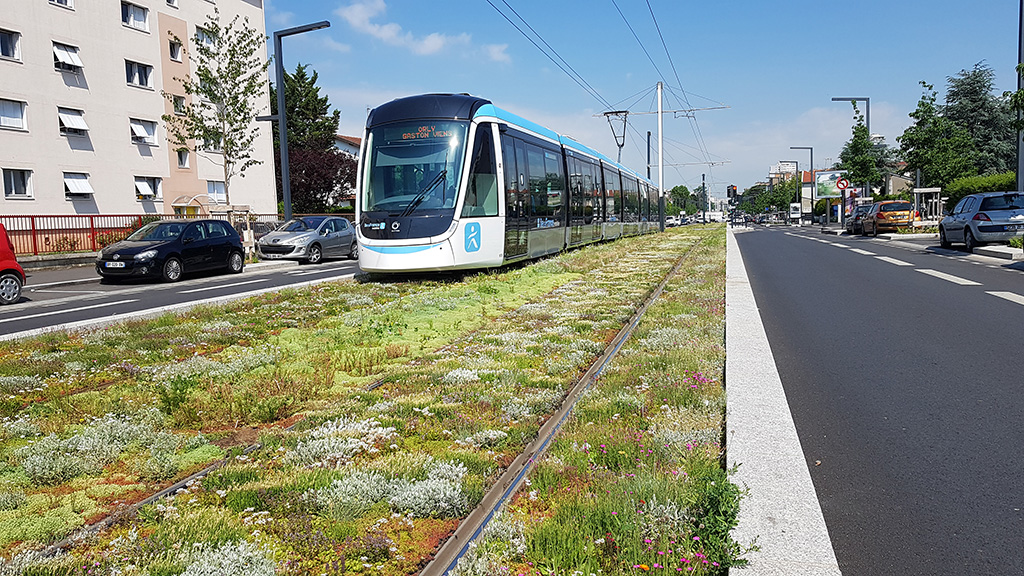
105, 261, 125, 268
1007, 224, 1024, 231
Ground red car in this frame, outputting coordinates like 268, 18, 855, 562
0, 223, 26, 305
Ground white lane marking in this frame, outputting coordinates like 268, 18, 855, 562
875, 256, 914, 266
916, 269, 981, 286
849, 249, 876, 256
288, 267, 353, 277
0, 300, 139, 324
830, 243, 851, 248
179, 279, 268, 294
988, 291, 1024, 306
27, 289, 107, 294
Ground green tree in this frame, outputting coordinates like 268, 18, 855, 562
944, 62, 1015, 175
836, 102, 883, 193
897, 82, 976, 189
162, 7, 270, 207
270, 63, 340, 151
267, 63, 353, 213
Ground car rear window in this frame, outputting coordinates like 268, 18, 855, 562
979, 194, 1024, 211
880, 202, 911, 212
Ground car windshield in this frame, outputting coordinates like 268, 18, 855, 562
979, 194, 1024, 211
126, 222, 184, 241
279, 217, 325, 232
361, 120, 467, 215
880, 202, 912, 212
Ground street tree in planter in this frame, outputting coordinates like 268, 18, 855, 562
162, 7, 270, 207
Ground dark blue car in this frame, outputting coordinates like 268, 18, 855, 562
96, 219, 244, 282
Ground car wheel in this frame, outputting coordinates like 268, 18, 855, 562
349, 241, 359, 260
964, 229, 978, 253
162, 257, 183, 282
227, 251, 244, 274
307, 244, 323, 264
939, 226, 951, 249
0, 272, 22, 305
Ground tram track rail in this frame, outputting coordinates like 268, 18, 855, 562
422, 240, 702, 576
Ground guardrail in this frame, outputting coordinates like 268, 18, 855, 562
0, 213, 347, 256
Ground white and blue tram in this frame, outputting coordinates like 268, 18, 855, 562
355, 94, 661, 273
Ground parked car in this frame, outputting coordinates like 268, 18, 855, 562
845, 205, 872, 235
256, 216, 357, 264
96, 219, 245, 282
939, 192, 1024, 252
861, 201, 916, 236
0, 223, 26, 305
665, 216, 679, 227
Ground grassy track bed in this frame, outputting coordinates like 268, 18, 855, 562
0, 227, 728, 575
452, 227, 752, 576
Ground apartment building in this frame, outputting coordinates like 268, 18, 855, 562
0, 0, 275, 217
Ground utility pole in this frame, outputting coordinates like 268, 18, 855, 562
701, 173, 707, 224
659, 80, 667, 233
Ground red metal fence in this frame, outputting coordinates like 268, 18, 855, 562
0, 213, 292, 256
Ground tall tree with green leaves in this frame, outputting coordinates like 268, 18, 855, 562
162, 7, 270, 207
836, 102, 883, 194
898, 82, 976, 188
268, 63, 354, 213
270, 63, 340, 151
943, 62, 1015, 175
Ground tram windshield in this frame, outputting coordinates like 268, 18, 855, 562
362, 121, 467, 215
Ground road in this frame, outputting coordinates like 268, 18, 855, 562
1, 259, 361, 340
734, 225, 1024, 575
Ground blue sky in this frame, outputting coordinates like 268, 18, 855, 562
262, 0, 1020, 200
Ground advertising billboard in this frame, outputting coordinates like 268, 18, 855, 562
814, 170, 848, 199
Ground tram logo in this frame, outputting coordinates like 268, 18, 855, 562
464, 223, 481, 253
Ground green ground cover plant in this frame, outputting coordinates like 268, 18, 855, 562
451, 229, 751, 575
0, 226, 737, 575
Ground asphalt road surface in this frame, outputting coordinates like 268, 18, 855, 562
734, 225, 1024, 576
0, 260, 360, 339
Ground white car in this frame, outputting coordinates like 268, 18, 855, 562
257, 216, 358, 264
939, 192, 1024, 252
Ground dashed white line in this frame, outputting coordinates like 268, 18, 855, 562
179, 279, 268, 294
988, 291, 1024, 306
916, 269, 981, 286
830, 243, 851, 248
849, 249, 876, 256
875, 256, 914, 266
0, 300, 139, 324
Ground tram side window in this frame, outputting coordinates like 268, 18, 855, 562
462, 123, 499, 217
502, 136, 520, 218
544, 149, 565, 221
568, 156, 585, 223
604, 167, 621, 222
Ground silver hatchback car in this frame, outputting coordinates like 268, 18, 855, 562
939, 192, 1024, 252
256, 216, 357, 264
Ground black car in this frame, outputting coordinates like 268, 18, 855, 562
845, 205, 872, 235
96, 219, 245, 282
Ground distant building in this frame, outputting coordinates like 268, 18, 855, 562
334, 134, 361, 157
0, 0, 275, 217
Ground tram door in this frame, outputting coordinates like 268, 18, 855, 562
502, 135, 529, 258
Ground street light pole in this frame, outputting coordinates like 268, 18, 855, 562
272, 21, 330, 221
791, 146, 813, 223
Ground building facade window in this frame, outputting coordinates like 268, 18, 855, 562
125, 60, 153, 88
121, 2, 149, 32
196, 27, 215, 47
176, 149, 189, 168
0, 98, 26, 130
63, 172, 94, 197
207, 180, 225, 203
166, 0, 179, 7
172, 95, 186, 114
53, 42, 84, 72
49, 0, 74, 9
58, 107, 89, 136
1, 29, 22, 61
169, 40, 182, 62
129, 118, 157, 145
202, 135, 223, 153
134, 176, 161, 200
3, 168, 32, 198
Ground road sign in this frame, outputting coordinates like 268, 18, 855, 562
836, 177, 850, 190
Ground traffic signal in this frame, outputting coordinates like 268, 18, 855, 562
727, 185, 737, 199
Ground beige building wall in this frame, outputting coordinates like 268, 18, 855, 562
0, 0, 274, 217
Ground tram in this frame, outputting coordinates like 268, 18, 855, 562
355, 93, 661, 273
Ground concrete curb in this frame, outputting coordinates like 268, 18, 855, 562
974, 245, 1024, 260
725, 228, 842, 575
